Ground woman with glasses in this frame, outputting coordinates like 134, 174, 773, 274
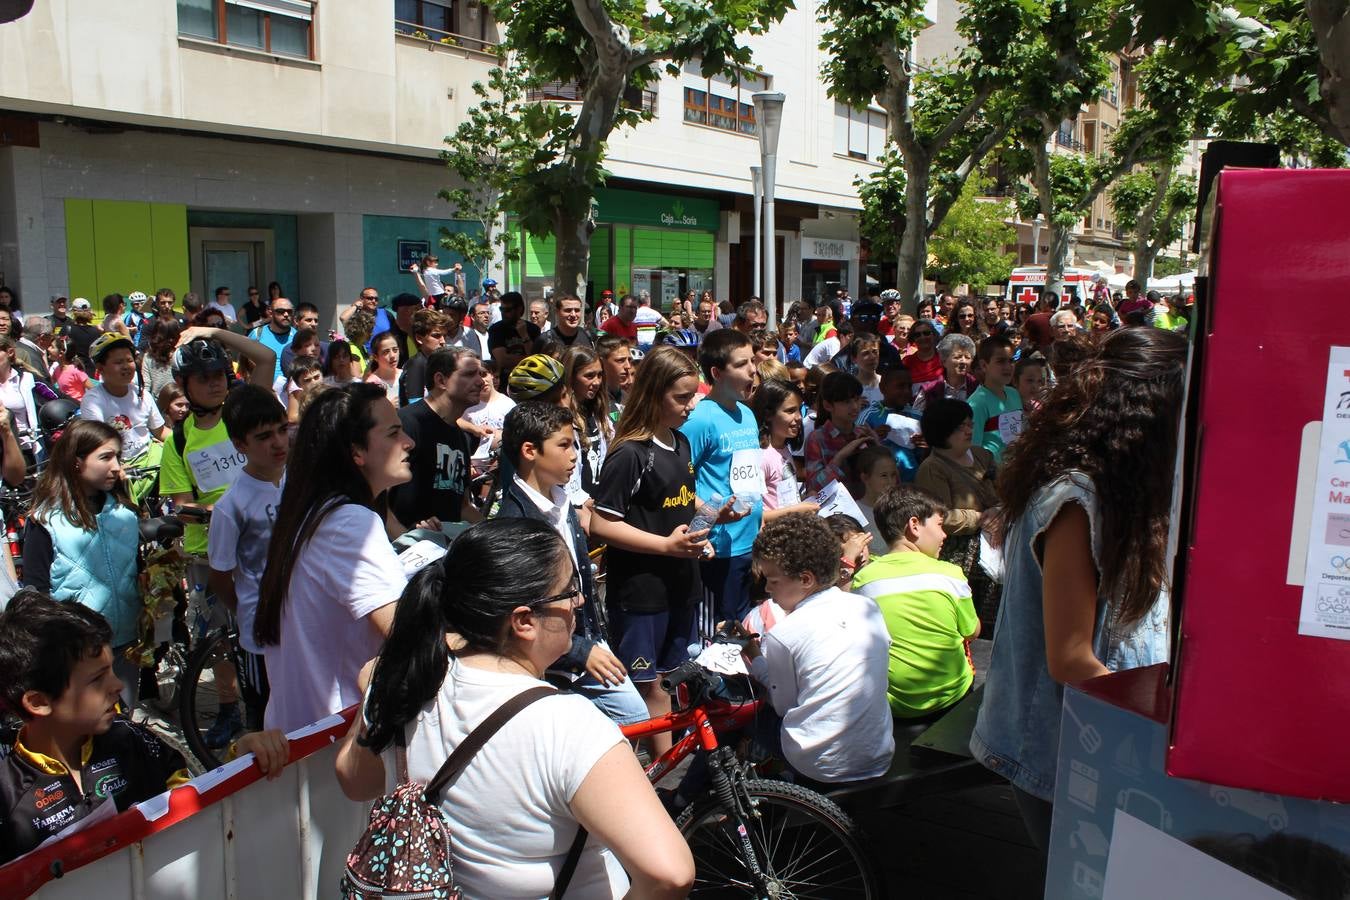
901, 319, 945, 393
947, 298, 987, 342
336, 518, 694, 899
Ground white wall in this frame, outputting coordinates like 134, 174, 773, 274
5, 122, 469, 321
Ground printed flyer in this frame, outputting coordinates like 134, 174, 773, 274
1299, 345, 1350, 639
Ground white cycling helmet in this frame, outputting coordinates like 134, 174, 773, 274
127, 291, 149, 306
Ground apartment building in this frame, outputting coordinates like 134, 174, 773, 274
0, 0, 908, 324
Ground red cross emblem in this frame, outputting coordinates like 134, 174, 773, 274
1016, 287, 1039, 305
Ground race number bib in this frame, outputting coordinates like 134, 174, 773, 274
998, 410, 1025, 445
728, 448, 766, 498
187, 439, 247, 494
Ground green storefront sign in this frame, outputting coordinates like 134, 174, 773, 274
594, 187, 720, 232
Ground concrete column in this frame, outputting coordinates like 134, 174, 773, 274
297, 212, 363, 330
0, 146, 52, 305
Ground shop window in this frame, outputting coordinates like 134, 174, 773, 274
177, 0, 315, 59
682, 61, 768, 136
833, 103, 887, 163
394, 0, 496, 51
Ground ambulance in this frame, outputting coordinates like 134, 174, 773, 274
1005, 265, 1099, 307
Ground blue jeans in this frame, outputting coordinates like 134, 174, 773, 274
567, 672, 650, 726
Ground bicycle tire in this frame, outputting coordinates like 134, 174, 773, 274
675, 778, 883, 899
178, 628, 240, 772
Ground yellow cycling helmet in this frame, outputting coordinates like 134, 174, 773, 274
507, 354, 565, 400
90, 332, 137, 364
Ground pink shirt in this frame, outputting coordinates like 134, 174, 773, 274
55, 364, 89, 400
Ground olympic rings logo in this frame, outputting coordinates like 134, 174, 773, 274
1330, 556, 1350, 575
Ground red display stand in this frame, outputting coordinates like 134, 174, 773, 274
1169, 167, 1350, 802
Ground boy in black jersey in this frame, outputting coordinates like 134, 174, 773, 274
0, 592, 289, 864
0, 591, 188, 863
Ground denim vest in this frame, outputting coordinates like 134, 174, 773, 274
970, 472, 1169, 801
42, 494, 142, 647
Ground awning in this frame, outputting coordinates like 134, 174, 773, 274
1082, 258, 1117, 275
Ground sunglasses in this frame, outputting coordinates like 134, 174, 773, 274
911, 331, 935, 338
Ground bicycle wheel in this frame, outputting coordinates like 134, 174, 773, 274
178, 628, 240, 772
675, 778, 883, 899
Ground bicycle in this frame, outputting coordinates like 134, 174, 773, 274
624, 652, 883, 898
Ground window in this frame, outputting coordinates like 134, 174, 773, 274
681, 62, 769, 136
1102, 62, 1119, 106
394, 0, 496, 51
177, 0, 315, 59
529, 81, 657, 114
833, 103, 887, 163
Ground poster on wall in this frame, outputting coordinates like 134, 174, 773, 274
397, 240, 430, 273
1298, 344, 1350, 640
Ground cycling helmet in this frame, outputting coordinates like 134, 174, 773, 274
507, 354, 565, 400
127, 290, 149, 307
880, 289, 901, 302
90, 332, 136, 364
38, 398, 79, 440
658, 328, 699, 349
172, 338, 233, 380
628, 346, 645, 362
482, 278, 498, 288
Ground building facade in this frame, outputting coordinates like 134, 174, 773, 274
0, 0, 923, 325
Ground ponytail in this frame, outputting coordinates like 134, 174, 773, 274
361, 563, 450, 752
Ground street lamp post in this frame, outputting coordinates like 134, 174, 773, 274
753, 91, 785, 327
751, 165, 763, 301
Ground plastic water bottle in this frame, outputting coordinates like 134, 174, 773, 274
688, 494, 722, 534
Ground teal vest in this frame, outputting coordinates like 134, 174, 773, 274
42, 494, 141, 646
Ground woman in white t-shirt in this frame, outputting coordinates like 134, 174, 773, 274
364, 331, 400, 405
255, 383, 413, 732
336, 518, 693, 900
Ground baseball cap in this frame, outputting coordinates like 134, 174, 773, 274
601, 289, 614, 297
391, 292, 422, 309
71, 297, 92, 311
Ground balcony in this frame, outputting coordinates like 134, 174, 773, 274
528, 81, 658, 114
394, 18, 496, 54
1055, 130, 1086, 152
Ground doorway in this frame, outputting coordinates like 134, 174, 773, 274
188, 227, 276, 313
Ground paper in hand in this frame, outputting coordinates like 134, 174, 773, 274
814, 481, 869, 528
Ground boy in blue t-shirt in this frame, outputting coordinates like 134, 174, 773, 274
967, 335, 1023, 464
680, 329, 759, 624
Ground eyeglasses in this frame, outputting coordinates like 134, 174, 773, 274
911, 330, 935, 338
272, 307, 294, 315
360, 295, 378, 302
529, 575, 584, 609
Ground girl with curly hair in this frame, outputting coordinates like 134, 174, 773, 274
971, 326, 1187, 857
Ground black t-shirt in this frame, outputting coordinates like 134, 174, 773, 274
0, 715, 185, 864
389, 401, 472, 526
398, 354, 428, 407
592, 433, 701, 614
551, 327, 594, 350
486, 319, 542, 360
66, 323, 102, 369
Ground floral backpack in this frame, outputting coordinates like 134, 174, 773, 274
341, 685, 587, 899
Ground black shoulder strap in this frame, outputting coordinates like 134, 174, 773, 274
550, 827, 588, 900
172, 419, 199, 500
423, 685, 555, 802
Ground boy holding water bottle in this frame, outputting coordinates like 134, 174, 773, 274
680, 329, 760, 626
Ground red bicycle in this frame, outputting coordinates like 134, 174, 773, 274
623, 656, 883, 898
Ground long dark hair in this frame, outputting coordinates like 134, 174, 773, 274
361, 518, 570, 752
752, 377, 803, 449
996, 327, 1187, 627
255, 382, 389, 647
32, 420, 136, 531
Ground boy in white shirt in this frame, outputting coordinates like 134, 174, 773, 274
745, 512, 895, 785
207, 384, 289, 744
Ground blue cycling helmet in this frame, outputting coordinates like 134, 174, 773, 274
658, 328, 699, 349
482, 278, 498, 288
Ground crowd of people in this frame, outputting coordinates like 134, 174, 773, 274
0, 271, 1191, 896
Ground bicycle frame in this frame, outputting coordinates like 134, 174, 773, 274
621, 694, 762, 784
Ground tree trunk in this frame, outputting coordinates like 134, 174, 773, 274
1134, 243, 1159, 284
897, 156, 931, 312
1130, 160, 1174, 282
554, 204, 595, 300
1044, 225, 1073, 299
1307, 0, 1350, 147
